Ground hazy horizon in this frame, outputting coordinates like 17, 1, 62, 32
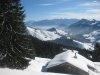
21, 0, 100, 21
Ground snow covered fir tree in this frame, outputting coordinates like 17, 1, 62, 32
0, 0, 35, 69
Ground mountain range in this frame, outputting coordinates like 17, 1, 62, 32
27, 27, 94, 50
68, 19, 100, 35
26, 19, 100, 50
25, 19, 79, 29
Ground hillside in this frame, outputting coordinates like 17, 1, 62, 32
27, 27, 94, 50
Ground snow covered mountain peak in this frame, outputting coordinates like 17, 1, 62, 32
47, 27, 68, 36
71, 19, 100, 27
47, 27, 57, 32
68, 19, 100, 35
27, 27, 62, 41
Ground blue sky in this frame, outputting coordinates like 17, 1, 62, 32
21, 0, 100, 21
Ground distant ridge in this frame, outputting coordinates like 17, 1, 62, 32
25, 19, 79, 27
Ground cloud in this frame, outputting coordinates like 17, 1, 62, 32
38, 0, 69, 6
80, 1, 100, 7
38, 3, 54, 6
87, 9, 100, 14
47, 12, 100, 20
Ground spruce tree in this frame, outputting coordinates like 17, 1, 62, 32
93, 42, 100, 61
0, 0, 35, 69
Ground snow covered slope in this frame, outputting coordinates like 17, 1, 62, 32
27, 27, 61, 41
27, 27, 69, 41
68, 19, 100, 35
0, 57, 100, 75
47, 27, 68, 36
83, 30, 100, 43
27, 27, 94, 50
73, 40, 94, 50
0, 57, 72, 75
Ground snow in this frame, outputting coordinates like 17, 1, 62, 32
0, 56, 100, 75
27, 26, 94, 50
83, 30, 100, 43
89, 62, 100, 75
67, 37, 71, 39
27, 27, 61, 41
73, 40, 94, 50
28, 57, 51, 72
94, 62, 100, 72
0, 69, 70, 75
0, 57, 71, 75
50, 28, 68, 36
46, 50, 95, 73
27, 27, 70, 41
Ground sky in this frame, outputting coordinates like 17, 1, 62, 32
21, 0, 100, 21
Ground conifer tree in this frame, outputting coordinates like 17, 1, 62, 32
93, 42, 100, 61
0, 0, 35, 69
